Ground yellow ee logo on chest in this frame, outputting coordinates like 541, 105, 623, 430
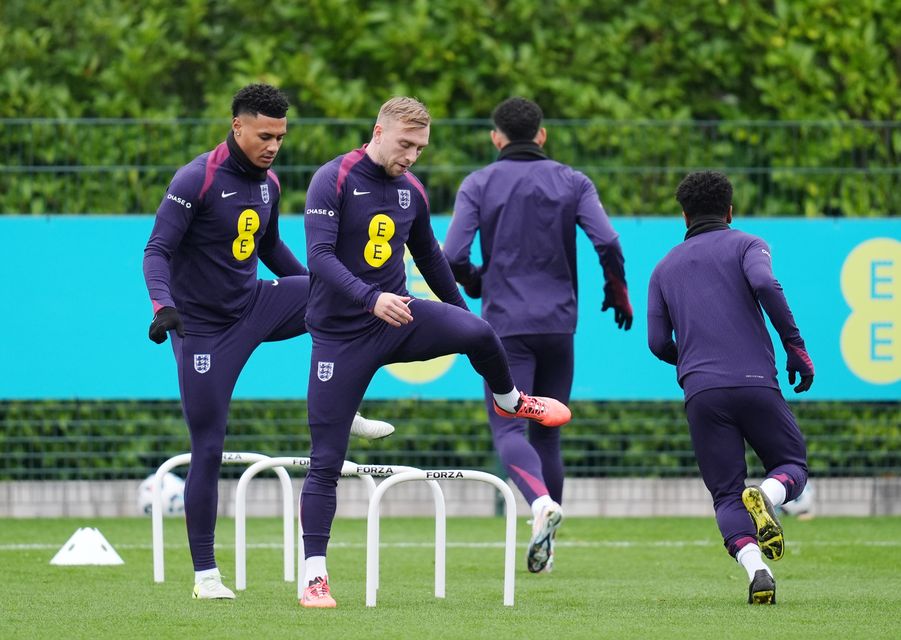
232, 209, 260, 261
840, 237, 900, 384
364, 214, 395, 268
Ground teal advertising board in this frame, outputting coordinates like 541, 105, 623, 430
1, 216, 898, 400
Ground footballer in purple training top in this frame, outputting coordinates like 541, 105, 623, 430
143, 84, 393, 602
296, 97, 571, 609
444, 97, 633, 575
647, 170, 814, 605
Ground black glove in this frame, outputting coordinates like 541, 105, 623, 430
463, 278, 481, 299
148, 306, 185, 344
601, 283, 633, 331
786, 347, 814, 393
788, 370, 814, 393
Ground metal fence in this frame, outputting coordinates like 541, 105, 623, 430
2, 400, 898, 481
2, 118, 899, 216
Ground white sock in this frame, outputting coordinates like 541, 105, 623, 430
195, 567, 220, 583
736, 544, 772, 580
304, 556, 327, 584
493, 387, 521, 413
531, 494, 554, 519
761, 477, 787, 506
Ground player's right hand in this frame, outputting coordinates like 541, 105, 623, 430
373, 293, 413, 327
148, 306, 185, 344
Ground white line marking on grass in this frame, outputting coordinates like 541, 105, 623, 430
3, 540, 900, 552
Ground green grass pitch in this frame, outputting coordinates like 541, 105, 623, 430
2, 516, 900, 639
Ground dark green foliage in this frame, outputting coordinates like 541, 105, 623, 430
4, 0, 898, 120
1, 0, 899, 215
1, 399, 897, 480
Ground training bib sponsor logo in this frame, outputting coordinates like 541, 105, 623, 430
398, 189, 411, 210
317, 361, 334, 381
193, 354, 211, 374
260, 184, 270, 204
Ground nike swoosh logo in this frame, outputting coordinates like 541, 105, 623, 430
353, 188, 370, 196
272, 280, 279, 286
221, 190, 237, 198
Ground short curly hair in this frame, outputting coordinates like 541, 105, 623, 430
231, 83, 289, 119
492, 97, 543, 142
675, 171, 733, 220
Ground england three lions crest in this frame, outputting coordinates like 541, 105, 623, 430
260, 184, 270, 204
317, 361, 334, 382
398, 189, 411, 210
193, 354, 211, 374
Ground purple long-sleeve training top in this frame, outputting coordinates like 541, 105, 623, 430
303, 147, 466, 338
143, 137, 307, 334
647, 228, 814, 401
443, 156, 626, 336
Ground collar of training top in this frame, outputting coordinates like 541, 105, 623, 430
497, 140, 548, 161
226, 130, 269, 181
684, 219, 731, 240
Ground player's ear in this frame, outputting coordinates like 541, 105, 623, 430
232, 116, 241, 137
372, 123, 383, 144
726, 205, 733, 224
490, 129, 508, 151
682, 211, 689, 228
534, 127, 547, 147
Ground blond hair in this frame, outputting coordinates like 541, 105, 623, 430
376, 96, 430, 128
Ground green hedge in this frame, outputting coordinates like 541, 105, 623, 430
2, 0, 899, 216
1, 400, 898, 481
5, 0, 898, 120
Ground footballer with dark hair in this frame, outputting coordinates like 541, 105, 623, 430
444, 96, 632, 575
142, 83, 395, 600
647, 170, 814, 605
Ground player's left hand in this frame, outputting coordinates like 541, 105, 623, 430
789, 370, 814, 393
602, 280, 633, 331
602, 294, 633, 331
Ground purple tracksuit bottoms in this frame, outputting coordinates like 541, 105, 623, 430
484, 333, 574, 505
171, 276, 309, 571
685, 386, 808, 557
300, 298, 515, 558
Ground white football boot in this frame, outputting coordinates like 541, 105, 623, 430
192, 572, 236, 600
527, 501, 563, 573
350, 412, 395, 440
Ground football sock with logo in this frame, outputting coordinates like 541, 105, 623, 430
493, 387, 521, 413
761, 477, 787, 507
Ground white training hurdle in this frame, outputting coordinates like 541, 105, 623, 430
153, 454, 516, 606
366, 469, 517, 607
151, 452, 294, 583
343, 463, 446, 600
233, 459, 446, 600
